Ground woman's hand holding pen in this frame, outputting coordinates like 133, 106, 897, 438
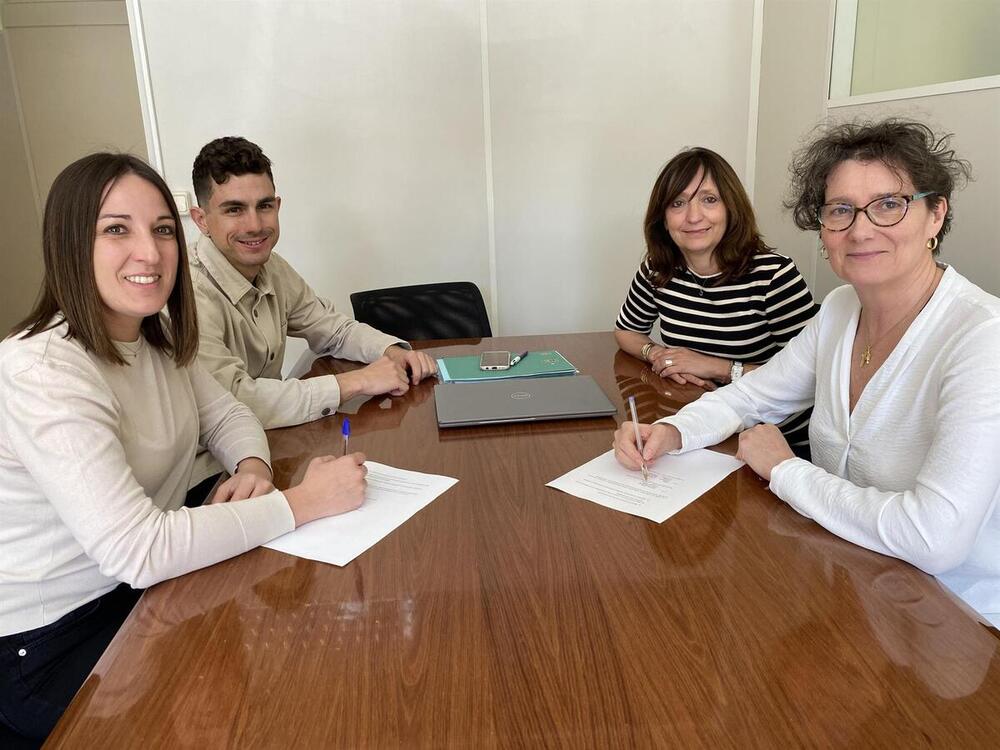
613, 422, 682, 471
283, 453, 368, 527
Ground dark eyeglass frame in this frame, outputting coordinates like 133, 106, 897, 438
817, 191, 936, 232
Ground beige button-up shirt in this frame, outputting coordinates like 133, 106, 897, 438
189, 234, 406, 430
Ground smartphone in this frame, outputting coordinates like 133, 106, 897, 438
479, 350, 512, 371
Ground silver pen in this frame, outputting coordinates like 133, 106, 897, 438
627, 396, 649, 482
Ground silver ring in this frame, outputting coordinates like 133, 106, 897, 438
662, 358, 673, 368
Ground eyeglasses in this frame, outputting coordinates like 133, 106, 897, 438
817, 191, 936, 232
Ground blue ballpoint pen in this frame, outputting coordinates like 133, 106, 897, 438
341, 417, 350, 456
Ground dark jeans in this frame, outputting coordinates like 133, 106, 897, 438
0, 583, 142, 744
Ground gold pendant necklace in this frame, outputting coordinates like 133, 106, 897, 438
859, 271, 940, 368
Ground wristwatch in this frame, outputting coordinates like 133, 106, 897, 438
729, 360, 744, 383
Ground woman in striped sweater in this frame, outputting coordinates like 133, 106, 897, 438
615, 147, 816, 450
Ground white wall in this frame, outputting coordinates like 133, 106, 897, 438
751, 0, 829, 298
487, 0, 754, 334
139, 0, 490, 334
135, 0, 756, 337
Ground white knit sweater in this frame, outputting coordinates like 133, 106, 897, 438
0, 323, 295, 635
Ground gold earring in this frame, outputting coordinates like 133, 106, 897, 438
927, 236, 939, 251
819, 244, 829, 260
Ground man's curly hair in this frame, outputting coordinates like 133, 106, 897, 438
192, 136, 274, 206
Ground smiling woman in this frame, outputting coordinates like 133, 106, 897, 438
92, 173, 181, 342
614, 147, 817, 453
613, 119, 1000, 631
14, 154, 197, 366
0, 153, 372, 744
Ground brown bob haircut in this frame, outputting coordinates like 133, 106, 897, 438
13, 152, 198, 367
643, 147, 771, 287
784, 118, 971, 251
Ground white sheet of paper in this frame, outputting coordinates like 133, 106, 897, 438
265, 461, 458, 566
547, 449, 743, 523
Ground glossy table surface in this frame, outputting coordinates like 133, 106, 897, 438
48, 332, 1000, 748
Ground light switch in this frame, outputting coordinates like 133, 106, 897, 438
171, 191, 190, 213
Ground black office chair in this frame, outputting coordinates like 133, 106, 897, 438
350, 282, 492, 341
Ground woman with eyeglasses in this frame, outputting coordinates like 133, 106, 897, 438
613, 119, 1000, 629
615, 147, 817, 453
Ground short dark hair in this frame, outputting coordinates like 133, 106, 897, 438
785, 118, 972, 249
643, 147, 772, 287
12, 153, 198, 367
192, 136, 274, 206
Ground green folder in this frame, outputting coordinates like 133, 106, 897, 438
436, 350, 578, 383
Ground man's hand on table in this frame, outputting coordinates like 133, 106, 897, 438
384, 344, 438, 385
335, 355, 410, 400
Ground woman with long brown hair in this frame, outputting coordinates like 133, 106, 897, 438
0, 153, 368, 744
615, 147, 816, 450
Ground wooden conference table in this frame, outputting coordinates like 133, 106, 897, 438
49, 332, 1000, 748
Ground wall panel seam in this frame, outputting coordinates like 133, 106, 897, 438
479, 0, 499, 333
745, 0, 764, 202
124, 0, 161, 171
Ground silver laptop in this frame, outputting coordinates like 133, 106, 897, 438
435, 375, 618, 427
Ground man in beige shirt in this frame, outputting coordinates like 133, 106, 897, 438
187, 136, 437, 431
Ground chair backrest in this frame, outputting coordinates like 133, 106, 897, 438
350, 282, 492, 341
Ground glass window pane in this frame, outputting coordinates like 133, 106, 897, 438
831, 0, 1000, 98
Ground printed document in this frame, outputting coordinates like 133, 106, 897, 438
265, 462, 458, 566
547, 449, 743, 523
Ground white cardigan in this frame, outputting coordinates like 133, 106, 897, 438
0, 323, 295, 635
660, 266, 1000, 627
